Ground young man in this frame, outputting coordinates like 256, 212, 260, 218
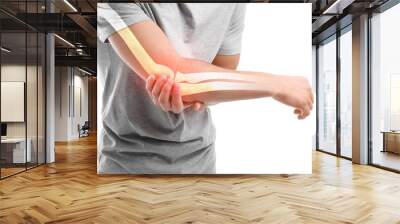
97, 3, 313, 174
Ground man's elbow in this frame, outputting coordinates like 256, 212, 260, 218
151, 52, 182, 74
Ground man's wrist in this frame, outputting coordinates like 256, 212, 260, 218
267, 74, 282, 98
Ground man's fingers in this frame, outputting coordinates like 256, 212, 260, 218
310, 91, 314, 104
295, 105, 310, 120
171, 83, 184, 113
294, 108, 302, 120
193, 102, 204, 112
151, 76, 167, 104
300, 107, 310, 119
304, 108, 310, 118
146, 75, 155, 94
158, 79, 173, 111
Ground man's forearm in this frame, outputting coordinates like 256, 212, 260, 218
175, 58, 280, 104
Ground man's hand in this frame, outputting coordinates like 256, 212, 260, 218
272, 76, 314, 120
146, 75, 204, 114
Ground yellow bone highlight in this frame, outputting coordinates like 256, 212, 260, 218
179, 81, 269, 96
175, 72, 259, 84
118, 27, 175, 80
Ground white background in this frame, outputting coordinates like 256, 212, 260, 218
212, 4, 313, 173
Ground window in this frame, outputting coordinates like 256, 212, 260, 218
339, 28, 352, 158
318, 36, 337, 154
370, 2, 400, 171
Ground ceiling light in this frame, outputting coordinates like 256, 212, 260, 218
1, 47, 11, 53
323, 0, 354, 15
78, 67, 93, 76
54, 34, 75, 48
76, 48, 85, 55
63, 0, 78, 12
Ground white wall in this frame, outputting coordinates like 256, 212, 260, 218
54, 67, 89, 141
55, 66, 68, 141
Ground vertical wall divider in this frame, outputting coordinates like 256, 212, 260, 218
367, 10, 373, 165
0, 20, 2, 179
44, 0, 48, 165
36, 0, 39, 168
44, 4, 47, 164
24, 0, 28, 171
59, 68, 62, 117
73, 68, 75, 118
68, 69, 71, 118
352, 14, 369, 164
316, 45, 320, 151
336, 28, 342, 157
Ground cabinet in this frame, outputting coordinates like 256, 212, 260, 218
382, 132, 400, 154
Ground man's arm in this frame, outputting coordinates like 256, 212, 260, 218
107, 24, 176, 80
108, 20, 313, 119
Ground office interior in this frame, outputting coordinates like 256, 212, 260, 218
0, 0, 97, 179
0, 0, 399, 222
313, 0, 400, 172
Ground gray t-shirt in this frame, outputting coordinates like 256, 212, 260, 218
97, 3, 246, 174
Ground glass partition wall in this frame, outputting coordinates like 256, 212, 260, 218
316, 27, 352, 159
0, 1, 46, 179
370, 2, 400, 172
0, 30, 28, 177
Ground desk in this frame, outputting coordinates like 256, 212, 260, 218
381, 131, 400, 154
1, 138, 32, 164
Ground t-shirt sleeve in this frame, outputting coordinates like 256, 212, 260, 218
97, 3, 151, 43
218, 4, 247, 55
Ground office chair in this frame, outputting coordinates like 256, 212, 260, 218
79, 121, 90, 138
